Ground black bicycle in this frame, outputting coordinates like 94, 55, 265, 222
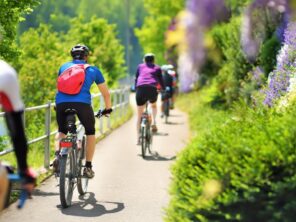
57, 109, 87, 208
161, 88, 171, 124
140, 103, 152, 159
58, 108, 111, 208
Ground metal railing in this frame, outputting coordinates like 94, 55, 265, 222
0, 88, 130, 168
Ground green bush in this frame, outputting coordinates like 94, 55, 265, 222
166, 95, 296, 222
258, 35, 281, 76
210, 17, 252, 106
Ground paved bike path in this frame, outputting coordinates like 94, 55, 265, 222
0, 95, 189, 222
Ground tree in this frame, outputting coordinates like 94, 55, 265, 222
18, 24, 66, 106
135, 0, 184, 65
0, 0, 39, 62
66, 17, 126, 87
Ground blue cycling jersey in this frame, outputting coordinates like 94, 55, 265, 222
55, 60, 105, 104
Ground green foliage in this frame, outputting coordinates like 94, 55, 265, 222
18, 24, 66, 106
18, 0, 145, 74
166, 92, 296, 222
210, 17, 252, 106
225, 0, 252, 15
135, 0, 184, 65
66, 17, 126, 87
258, 35, 281, 76
0, 0, 39, 61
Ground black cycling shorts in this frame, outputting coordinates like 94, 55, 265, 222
136, 86, 158, 106
56, 102, 95, 135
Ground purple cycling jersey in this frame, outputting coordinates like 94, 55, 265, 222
135, 63, 164, 88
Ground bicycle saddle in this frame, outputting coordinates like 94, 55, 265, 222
64, 108, 77, 115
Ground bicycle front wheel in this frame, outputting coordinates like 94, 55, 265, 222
146, 125, 152, 154
59, 152, 74, 208
77, 136, 88, 195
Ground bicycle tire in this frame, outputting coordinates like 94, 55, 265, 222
141, 125, 147, 158
164, 99, 169, 124
146, 124, 152, 154
77, 136, 88, 195
59, 153, 74, 208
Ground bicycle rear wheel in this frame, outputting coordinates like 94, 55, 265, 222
59, 152, 74, 208
141, 125, 147, 158
77, 136, 88, 195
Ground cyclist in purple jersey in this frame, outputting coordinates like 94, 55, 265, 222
135, 53, 164, 143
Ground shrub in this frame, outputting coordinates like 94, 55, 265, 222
166, 98, 296, 222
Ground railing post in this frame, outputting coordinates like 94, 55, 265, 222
120, 89, 124, 118
114, 90, 118, 123
107, 91, 111, 130
124, 88, 128, 115
100, 94, 104, 135
44, 101, 51, 169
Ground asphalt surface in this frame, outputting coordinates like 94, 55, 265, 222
0, 95, 189, 222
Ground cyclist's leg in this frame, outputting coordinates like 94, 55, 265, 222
136, 87, 147, 142
148, 87, 158, 131
55, 103, 69, 153
75, 103, 96, 177
0, 165, 8, 211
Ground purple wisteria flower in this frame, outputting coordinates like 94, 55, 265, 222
241, 0, 289, 61
264, 21, 296, 106
252, 66, 265, 86
178, 0, 229, 92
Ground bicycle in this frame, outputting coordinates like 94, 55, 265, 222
140, 103, 152, 159
57, 108, 108, 208
57, 108, 88, 208
162, 94, 170, 124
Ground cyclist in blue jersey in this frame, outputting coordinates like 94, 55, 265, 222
135, 53, 164, 143
0, 60, 36, 210
54, 44, 112, 178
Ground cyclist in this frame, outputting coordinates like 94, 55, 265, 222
135, 53, 164, 143
160, 65, 174, 118
166, 64, 178, 109
0, 60, 36, 210
54, 44, 112, 179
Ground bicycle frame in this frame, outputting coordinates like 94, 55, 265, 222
58, 110, 87, 208
140, 103, 152, 158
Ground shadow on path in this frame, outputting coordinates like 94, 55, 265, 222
59, 192, 124, 217
142, 151, 176, 161
164, 121, 184, 125
33, 189, 59, 197
153, 132, 169, 136
167, 114, 182, 117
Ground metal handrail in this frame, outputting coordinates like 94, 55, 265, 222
0, 88, 130, 168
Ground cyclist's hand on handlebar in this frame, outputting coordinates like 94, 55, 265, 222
96, 108, 113, 118
19, 168, 37, 194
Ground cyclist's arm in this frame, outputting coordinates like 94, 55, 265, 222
135, 67, 139, 88
97, 83, 112, 109
157, 69, 165, 90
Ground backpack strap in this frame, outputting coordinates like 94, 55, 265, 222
84, 64, 91, 70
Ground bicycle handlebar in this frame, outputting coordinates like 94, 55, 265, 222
7, 174, 29, 209
95, 108, 113, 118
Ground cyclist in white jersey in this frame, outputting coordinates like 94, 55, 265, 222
0, 60, 36, 211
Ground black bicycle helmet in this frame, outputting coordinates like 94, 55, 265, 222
143, 53, 155, 63
70, 44, 89, 59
